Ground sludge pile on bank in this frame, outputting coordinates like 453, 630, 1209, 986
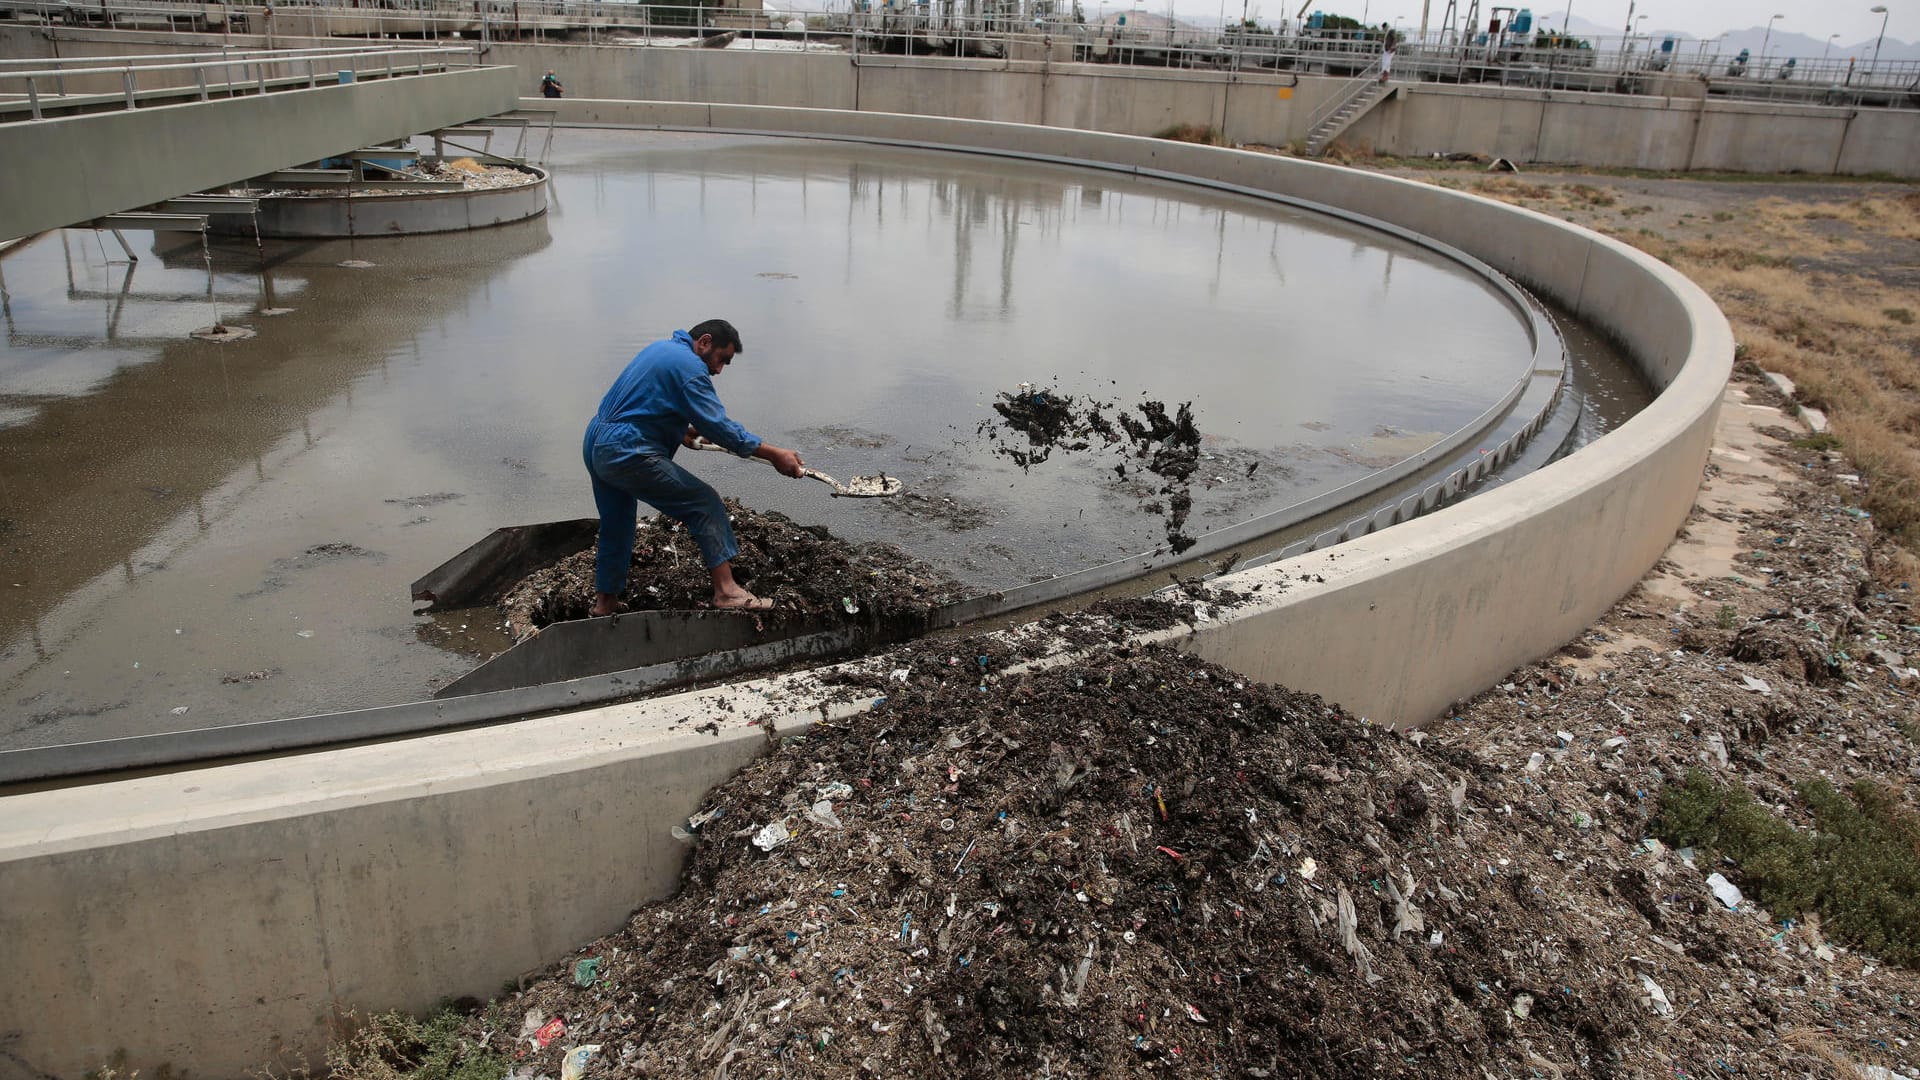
368, 640, 1657, 1079
495, 501, 970, 639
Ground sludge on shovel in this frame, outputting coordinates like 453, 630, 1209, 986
691, 437, 904, 498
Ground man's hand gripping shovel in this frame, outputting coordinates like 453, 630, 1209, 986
689, 437, 904, 498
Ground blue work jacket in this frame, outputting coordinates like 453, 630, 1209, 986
588, 330, 762, 458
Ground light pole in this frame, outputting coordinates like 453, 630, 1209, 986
1618, 0, 1635, 68
1823, 32, 1838, 61
1760, 12, 1783, 64
1870, 5, 1890, 77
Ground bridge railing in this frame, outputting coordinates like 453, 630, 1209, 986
0, 44, 479, 119
1387, 37, 1919, 108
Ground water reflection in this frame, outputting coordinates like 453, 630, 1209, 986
0, 218, 551, 744
559, 137, 1530, 452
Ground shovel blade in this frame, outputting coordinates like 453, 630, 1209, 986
834, 474, 905, 498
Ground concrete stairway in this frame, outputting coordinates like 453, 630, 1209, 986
1305, 70, 1393, 157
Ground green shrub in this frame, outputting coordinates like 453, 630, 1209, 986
329, 1006, 509, 1080
1655, 771, 1820, 914
1802, 780, 1920, 966
1790, 432, 1842, 451
1655, 770, 1920, 966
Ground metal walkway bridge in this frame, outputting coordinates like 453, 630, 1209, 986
0, 45, 520, 241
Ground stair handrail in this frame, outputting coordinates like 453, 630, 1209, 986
1305, 56, 1385, 135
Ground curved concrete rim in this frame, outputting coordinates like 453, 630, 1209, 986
0, 102, 1733, 1080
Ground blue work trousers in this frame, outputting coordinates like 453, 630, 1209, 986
583, 419, 739, 597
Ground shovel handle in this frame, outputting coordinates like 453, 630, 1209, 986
691, 437, 846, 492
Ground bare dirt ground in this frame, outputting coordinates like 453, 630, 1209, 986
323, 174, 1920, 1080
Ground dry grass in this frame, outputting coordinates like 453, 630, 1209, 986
322, 1006, 509, 1080
1443, 176, 1920, 561
1708, 195, 1917, 257
1318, 138, 1376, 165
1289, 150, 1920, 562
1663, 260, 1920, 550
1472, 176, 1557, 201
1152, 123, 1226, 145
1752, 193, 1920, 242
1565, 182, 1617, 207
1776, 1025, 1883, 1079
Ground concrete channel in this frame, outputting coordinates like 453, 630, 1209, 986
0, 106, 1732, 1079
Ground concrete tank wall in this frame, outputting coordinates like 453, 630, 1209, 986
1347, 82, 1919, 175
1838, 108, 1920, 175
1689, 99, 1848, 174
486, 42, 1917, 174
210, 166, 550, 237
499, 40, 859, 109
0, 102, 1733, 1080
0, 699, 787, 1078
5, 25, 1914, 173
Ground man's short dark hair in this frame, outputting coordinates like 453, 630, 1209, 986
689, 318, 744, 354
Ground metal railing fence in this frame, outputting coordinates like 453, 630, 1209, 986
1303, 56, 1381, 134
0, 44, 479, 119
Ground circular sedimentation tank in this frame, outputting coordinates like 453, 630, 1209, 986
207, 159, 551, 238
0, 129, 1649, 759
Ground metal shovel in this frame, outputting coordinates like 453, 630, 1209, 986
690, 437, 904, 498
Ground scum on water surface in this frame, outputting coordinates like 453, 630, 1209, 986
980, 386, 1207, 555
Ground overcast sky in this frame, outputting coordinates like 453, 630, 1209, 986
1160, 1, 1906, 44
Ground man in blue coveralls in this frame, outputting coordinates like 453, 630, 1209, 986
583, 319, 806, 616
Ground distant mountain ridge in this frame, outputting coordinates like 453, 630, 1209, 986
1531, 9, 1918, 63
